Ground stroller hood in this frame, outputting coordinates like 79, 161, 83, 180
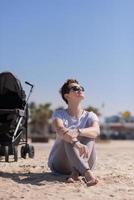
0, 72, 26, 109
0, 72, 24, 98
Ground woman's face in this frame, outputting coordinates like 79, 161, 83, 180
65, 82, 85, 103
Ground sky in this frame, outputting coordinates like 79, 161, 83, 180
0, 0, 134, 117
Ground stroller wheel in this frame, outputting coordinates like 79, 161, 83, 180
28, 145, 35, 158
5, 146, 9, 162
13, 146, 18, 162
21, 146, 27, 159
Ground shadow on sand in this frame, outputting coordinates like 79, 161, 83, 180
0, 171, 68, 186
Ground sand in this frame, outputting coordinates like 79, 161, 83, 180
0, 140, 134, 200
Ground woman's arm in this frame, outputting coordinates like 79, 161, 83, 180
53, 118, 78, 143
78, 121, 100, 139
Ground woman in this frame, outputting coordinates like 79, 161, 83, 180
48, 79, 100, 186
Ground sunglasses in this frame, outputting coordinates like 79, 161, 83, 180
68, 86, 85, 93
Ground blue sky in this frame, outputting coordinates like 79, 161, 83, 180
0, 0, 134, 116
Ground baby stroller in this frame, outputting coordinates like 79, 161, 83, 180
0, 71, 35, 162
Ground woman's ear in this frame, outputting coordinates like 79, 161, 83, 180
64, 93, 69, 101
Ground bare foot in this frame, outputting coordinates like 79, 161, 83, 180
84, 170, 98, 187
66, 169, 79, 183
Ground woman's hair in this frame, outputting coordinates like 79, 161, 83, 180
60, 79, 79, 104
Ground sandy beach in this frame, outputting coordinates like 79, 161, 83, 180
0, 140, 134, 200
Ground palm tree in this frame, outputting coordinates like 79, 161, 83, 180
85, 105, 101, 116
29, 102, 53, 136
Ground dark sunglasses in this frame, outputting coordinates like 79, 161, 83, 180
68, 86, 85, 93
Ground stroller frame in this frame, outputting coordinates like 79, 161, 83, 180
0, 73, 35, 162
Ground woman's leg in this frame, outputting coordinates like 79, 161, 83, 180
64, 139, 96, 175
87, 142, 97, 170
64, 138, 98, 185
49, 139, 98, 185
80, 138, 98, 186
49, 140, 72, 175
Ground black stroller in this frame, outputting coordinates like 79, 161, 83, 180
0, 71, 35, 162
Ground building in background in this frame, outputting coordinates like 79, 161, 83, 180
101, 115, 134, 140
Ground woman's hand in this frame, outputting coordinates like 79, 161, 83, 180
74, 141, 89, 158
53, 118, 79, 143
62, 131, 74, 143
62, 129, 80, 143
69, 129, 79, 138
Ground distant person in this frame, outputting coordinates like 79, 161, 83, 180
48, 79, 100, 186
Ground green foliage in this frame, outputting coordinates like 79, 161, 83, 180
29, 102, 53, 125
85, 106, 101, 116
